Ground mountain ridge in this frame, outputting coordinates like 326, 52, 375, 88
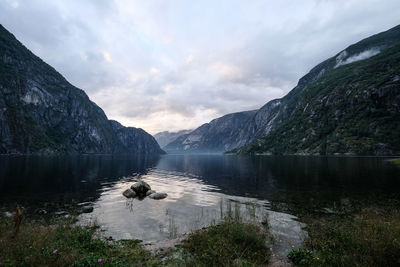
233, 24, 400, 155
164, 110, 257, 153
165, 24, 400, 155
0, 24, 164, 155
235, 42, 400, 155
153, 129, 193, 148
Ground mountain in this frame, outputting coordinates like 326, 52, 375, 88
110, 120, 163, 154
0, 24, 164, 155
164, 110, 257, 153
166, 24, 400, 155
233, 24, 400, 155
153, 129, 192, 148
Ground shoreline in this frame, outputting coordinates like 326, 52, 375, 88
2, 195, 400, 266
0, 213, 275, 266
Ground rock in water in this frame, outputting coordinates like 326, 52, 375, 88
81, 206, 94, 213
148, 192, 168, 200
131, 181, 151, 196
123, 188, 136, 198
146, 190, 156, 196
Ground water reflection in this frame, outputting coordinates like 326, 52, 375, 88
2, 154, 398, 204
77, 167, 307, 259
1, 154, 399, 246
79, 170, 271, 241
76, 154, 400, 244
0, 155, 160, 206
2, 154, 399, 257
155, 155, 400, 201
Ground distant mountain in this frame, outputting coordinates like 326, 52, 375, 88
153, 129, 192, 148
164, 110, 257, 153
166, 24, 400, 155
0, 24, 164, 155
233, 24, 400, 155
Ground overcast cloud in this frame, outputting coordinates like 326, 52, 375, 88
1, 0, 399, 134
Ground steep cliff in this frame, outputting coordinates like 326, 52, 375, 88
234, 25, 400, 155
165, 24, 400, 155
0, 24, 164, 155
110, 120, 164, 155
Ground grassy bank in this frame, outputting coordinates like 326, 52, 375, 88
175, 220, 272, 266
0, 216, 271, 266
288, 204, 400, 266
0, 217, 157, 266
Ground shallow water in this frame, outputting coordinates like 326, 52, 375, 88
78, 170, 272, 240
1, 154, 399, 255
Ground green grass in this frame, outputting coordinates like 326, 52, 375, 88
0, 216, 272, 266
289, 206, 400, 266
178, 220, 271, 266
0, 217, 158, 266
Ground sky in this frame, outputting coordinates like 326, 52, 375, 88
1, 0, 400, 134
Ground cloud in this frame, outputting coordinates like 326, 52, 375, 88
102, 51, 112, 63
1, 0, 400, 134
335, 48, 381, 67
209, 62, 246, 83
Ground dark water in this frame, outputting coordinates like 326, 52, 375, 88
0, 155, 399, 248
0, 155, 160, 204
1, 154, 400, 209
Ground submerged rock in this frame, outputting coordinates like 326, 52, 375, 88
148, 192, 168, 200
131, 181, 151, 196
146, 190, 156, 196
123, 188, 137, 198
81, 206, 94, 213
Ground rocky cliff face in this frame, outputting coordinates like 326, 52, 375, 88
164, 110, 256, 153
165, 24, 400, 155
153, 129, 193, 148
234, 24, 400, 155
110, 120, 164, 155
0, 24, 164, 155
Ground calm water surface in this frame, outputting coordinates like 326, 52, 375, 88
1, 154, 399, 253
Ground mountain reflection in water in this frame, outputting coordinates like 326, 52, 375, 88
1, 154, 399, 255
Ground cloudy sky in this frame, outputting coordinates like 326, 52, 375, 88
1, 0, 399, 134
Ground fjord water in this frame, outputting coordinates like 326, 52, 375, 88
1, 155, 399, 246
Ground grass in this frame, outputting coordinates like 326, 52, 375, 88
288, 206, 400, 266
0, 213, 272, 266
0, 217, 158, 266
179, 220, 272, 266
